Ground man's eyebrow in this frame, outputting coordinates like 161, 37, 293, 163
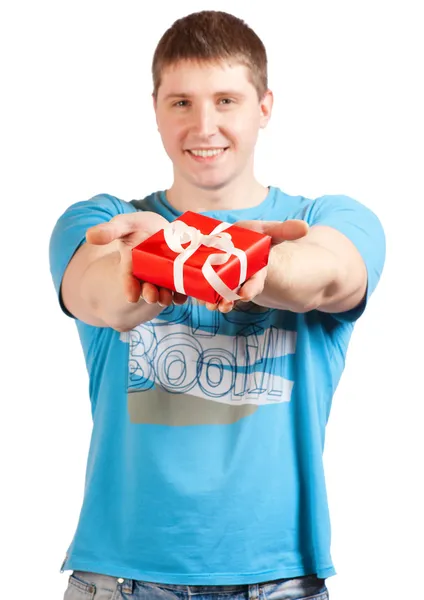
163, 91, 246, 101
163, 93, 190, 100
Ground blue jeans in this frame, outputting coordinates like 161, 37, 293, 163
64, 570, 329, 599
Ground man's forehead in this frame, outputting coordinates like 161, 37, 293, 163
159, 60, 253, 97
163, 58, 246, 75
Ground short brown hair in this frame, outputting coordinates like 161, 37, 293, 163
152, 10, 268, 101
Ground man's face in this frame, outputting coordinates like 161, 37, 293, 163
154, 60, 272, 191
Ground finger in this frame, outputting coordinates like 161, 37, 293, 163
269, 219, 309, 243
237, 267, 267, 302
140, 282, 160, 304
237, 219, 309, 244
158, 287, 173, 307
86, 214, 142, 245
86, 212, 168, 245
124, 273, 142, 303
205, 301, 219, 311
173, 292, 188, 305
218, 299, 234, 313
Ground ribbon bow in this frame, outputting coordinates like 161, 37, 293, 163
163, 220, 247, 301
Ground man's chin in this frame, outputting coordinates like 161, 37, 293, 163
187, 174, 232, 192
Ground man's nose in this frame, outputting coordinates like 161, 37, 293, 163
191, 104, 218, 136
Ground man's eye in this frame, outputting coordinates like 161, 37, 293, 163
174, 100, 189, 107
220, 98, 233, 105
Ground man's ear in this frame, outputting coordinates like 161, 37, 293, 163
259, 89, 273, 129
152, 93, 159, 130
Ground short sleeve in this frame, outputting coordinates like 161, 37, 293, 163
49, 193, 136, 318
305, 194, 386, 322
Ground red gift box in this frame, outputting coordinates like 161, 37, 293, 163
131, 211, 272, 304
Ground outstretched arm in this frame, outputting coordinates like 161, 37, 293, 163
206, 219, 367, 314
61, 212, 187, 331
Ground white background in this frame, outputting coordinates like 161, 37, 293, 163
1, 1, 423, 599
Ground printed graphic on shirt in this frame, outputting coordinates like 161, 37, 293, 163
122, 299, 297, 425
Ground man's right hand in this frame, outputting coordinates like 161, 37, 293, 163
61, 211, 188, 332
86, 211, 188, 308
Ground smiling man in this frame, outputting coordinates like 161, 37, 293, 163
50, 10, 385, 600
155, 60, 270, 210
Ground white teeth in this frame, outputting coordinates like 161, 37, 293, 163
190, 148, 226, 157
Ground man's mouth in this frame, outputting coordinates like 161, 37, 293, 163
186, 147, 229, 161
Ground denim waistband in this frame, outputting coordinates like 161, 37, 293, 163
72, 570, 325, 596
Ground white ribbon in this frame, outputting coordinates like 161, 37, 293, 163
163, 220, 247, 301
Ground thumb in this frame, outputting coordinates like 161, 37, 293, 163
86, 212, 168, 245
237, 219, 309, 244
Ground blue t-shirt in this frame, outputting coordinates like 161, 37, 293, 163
49, 186, 385, 584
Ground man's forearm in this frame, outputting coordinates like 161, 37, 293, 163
80, 249, 163, 331
253, 240, 342, 312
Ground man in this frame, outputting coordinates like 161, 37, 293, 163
50, 10, 385, 600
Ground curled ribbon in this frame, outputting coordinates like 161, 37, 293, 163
163, 220, 247, 301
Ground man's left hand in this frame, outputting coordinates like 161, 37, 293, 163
200, 219, 309, 313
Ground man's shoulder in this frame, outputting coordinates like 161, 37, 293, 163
265, 185, 313, 219
57, 192, 136, 219
130, 190, 164, 213
269, 187, 381, 225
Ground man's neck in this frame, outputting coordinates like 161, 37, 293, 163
165, 176, 269, 213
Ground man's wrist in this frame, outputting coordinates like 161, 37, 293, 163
255, 240, 339, 312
